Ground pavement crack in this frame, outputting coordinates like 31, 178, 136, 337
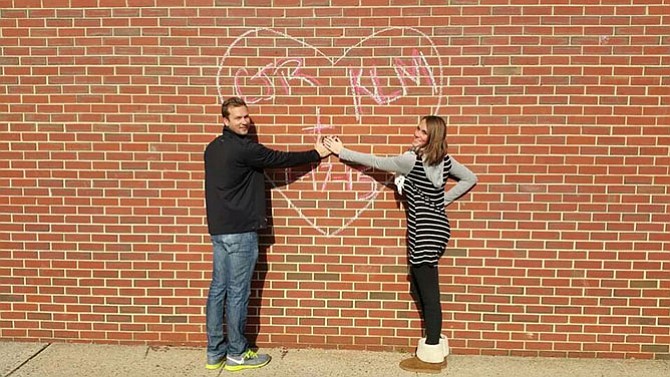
4, 343, 51, 377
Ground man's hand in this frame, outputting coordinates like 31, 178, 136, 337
322, 135, 344, 155
315, 136, 331, 158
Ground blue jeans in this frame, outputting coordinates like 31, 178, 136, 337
206, 232, 259, 360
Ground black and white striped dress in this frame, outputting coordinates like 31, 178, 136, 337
337, 147, 477, 266
403, 154, 452, 266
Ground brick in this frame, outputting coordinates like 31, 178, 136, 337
1, 1, 668, 358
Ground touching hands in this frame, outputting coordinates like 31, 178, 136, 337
315, 136, 332, 158
322, 135, 344, 155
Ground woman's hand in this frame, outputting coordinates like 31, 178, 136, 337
315, 136, 331, 158
323, 135, 344, 155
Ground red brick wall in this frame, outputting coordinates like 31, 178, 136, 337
1, 1, 669, 359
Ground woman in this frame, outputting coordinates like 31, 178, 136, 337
323, 116, 477, 373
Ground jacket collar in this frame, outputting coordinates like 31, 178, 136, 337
223, 126, 247, 139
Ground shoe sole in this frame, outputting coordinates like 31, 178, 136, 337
205, 361, 224, 370
223, 360, 270, 372
399, 364, 442, 374
398, 357, 442, 374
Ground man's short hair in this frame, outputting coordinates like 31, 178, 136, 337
221, 97, 247, 119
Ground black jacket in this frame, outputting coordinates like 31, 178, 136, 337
205, 127, 321, 235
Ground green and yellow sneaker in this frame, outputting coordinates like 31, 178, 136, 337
223, 349, 270, 372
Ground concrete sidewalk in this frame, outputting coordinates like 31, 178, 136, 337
2, 341, 669, 377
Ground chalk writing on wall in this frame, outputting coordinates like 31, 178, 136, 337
217, 27, 445, 235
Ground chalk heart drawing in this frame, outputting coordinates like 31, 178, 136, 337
217, 27, 446, 236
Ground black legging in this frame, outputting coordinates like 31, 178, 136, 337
410, 264, 442, 345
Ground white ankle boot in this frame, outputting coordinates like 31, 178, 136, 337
399, 337, 444, 374
440, 334, 450, 357
398, 335, 451, 373
416, 337, 444, 363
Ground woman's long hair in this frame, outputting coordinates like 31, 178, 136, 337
416, 115, 448, 166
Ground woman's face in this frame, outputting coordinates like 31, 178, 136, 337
412, 119, 429, 148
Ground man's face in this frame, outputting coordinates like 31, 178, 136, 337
223, 105, 251, 135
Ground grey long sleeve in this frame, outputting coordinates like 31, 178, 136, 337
339, 148, 415, 175
444, 157, 478, 206
339, 147, 477, 205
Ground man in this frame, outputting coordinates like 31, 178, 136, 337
204, 96, 330, 371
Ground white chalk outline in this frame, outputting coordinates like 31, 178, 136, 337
217, 26, 445, 116
217, 27, 445, 236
